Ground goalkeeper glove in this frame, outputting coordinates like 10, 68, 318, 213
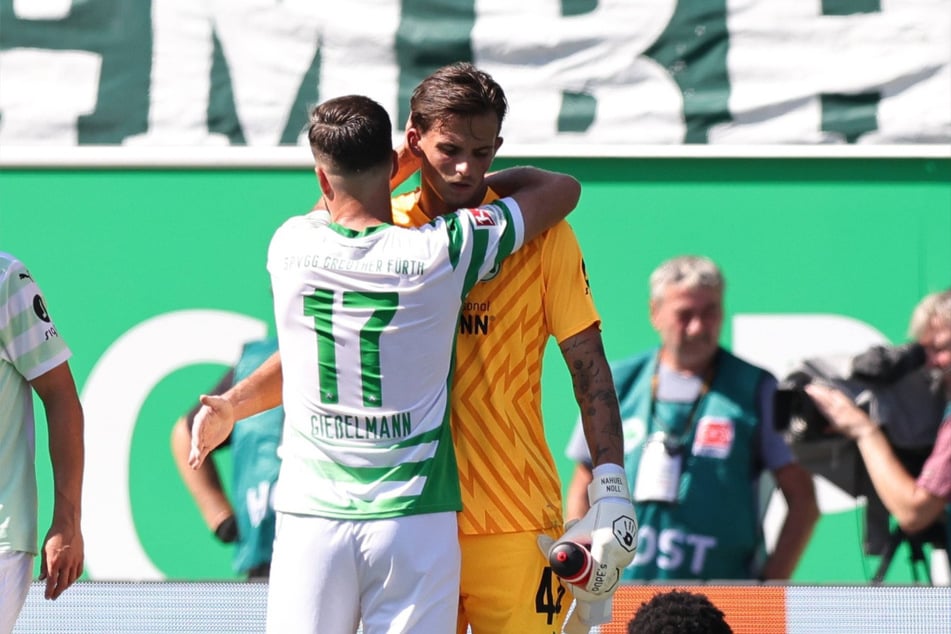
541, 463, 637, 598
543, 537, 614, 633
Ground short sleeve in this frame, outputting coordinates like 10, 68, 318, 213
916, 415, 951, 501
540, 221, 601, 344
0, 256, 71, 380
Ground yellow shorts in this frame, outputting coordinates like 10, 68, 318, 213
458, 527, 569, 634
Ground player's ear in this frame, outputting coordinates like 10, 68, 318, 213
316, 166, 333, 199
390, 150, 399, 179
494, 136, 504, 153
407, 127, 424, 157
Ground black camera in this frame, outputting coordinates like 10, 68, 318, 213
773, 372, 873, 443
773, 371, 834, 442
772, 343, 927, 444
850, 341, 927, 384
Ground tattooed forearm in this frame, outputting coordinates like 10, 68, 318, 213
560, 325, 624, 465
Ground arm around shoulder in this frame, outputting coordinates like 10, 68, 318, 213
485, 167, 580, 243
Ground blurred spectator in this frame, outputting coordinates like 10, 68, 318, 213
807, 288, 951, 536
171, 337, 281, 578
565, 255, 818, 580
627, 590, 733, 634
1, 252, 85, 633
627, 589, 733, 634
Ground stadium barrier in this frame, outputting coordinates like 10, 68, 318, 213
14, 581, 951, 633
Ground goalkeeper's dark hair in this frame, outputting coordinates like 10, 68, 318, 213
627, 589, 733, 634
307, 95, 392, 175
409, 62, 508, 134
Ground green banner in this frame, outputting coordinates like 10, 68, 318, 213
1, 156, 949, 582
1, 0, 948, 146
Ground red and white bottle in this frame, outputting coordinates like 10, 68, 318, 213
547, 541, 592, 585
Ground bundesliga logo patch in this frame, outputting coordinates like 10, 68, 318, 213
691, 417, 734, 459
470, 208, 497, 227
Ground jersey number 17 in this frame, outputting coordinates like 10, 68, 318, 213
304, 288, 398, 408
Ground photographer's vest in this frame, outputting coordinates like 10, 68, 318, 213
615, 347, 765, 580
230, 337, 284, 574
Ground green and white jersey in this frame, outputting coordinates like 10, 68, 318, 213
267, 199, 524, 520
0, 252, 72, 555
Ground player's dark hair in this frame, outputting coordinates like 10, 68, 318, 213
409, 62, 507, 134
627, 590, 733, 634
308, 95, 392, 174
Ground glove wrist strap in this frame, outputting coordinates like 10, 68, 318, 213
588, 463, 631, 504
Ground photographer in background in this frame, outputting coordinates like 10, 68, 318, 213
807, 289, 951, 535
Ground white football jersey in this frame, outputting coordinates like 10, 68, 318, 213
0, 252, 72, 554
267, 199, 525, 519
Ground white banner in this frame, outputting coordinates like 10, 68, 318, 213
0, 0, 948, 150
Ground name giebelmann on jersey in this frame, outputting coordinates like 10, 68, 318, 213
310, 412, 412, 440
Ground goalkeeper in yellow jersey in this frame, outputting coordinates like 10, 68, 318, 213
194, 63, 636, 634
391, 62, 635, 634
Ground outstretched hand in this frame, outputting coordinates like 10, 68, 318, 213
188, 394, 236, 468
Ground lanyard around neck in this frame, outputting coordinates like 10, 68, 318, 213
648, 349, 719, 445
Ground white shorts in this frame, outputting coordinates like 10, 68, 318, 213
0, 551, 33, 634
266, 511, 459, 634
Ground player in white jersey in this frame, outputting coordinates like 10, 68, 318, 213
269, 207, 515, 520
189, 95, 581, 634
0, 253, 84, 634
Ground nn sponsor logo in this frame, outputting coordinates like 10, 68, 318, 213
459, 312, 491, 335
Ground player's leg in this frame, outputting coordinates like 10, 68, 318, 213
358, 511, 460, 634
265, 512, 360, 634
0, 551, 33, 634
460, 528, 569, 634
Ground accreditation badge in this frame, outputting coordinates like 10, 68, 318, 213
633, 432, 682, 504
